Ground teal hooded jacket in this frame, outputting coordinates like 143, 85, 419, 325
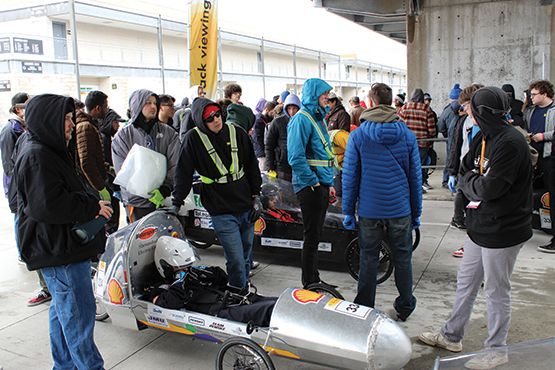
287, 78, 334, 193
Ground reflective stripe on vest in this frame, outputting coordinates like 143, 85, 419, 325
194, 124, 245, 184
297, 110, 335, 168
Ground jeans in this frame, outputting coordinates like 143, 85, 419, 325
419, 146, 429, 184
441, 236, 522, 347
442, 139, 450, 185
41, 259, 104, 370
355, 215, 416, 319
211, 211, 254, 288
296, 185, 329, 286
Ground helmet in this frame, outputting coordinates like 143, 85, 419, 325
155, 236, 200, 280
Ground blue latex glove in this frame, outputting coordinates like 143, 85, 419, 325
412, 218, 421, 230
343, 215, 356, 229
448, 175, 457, 193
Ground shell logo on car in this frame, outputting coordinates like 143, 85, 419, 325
254, 217, 266, 235
292, 289, 324, 304
108, 278, 124, 304
541, 192, 550, 209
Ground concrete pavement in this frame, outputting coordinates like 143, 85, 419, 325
1, 171, 554, 370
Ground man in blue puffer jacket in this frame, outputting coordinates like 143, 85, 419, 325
288, 78, 336, 288
342, 83, 422, 321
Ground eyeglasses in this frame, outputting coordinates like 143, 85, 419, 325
461, 102, 469, 109
204, 111, 221, 123
530, 93, 540, 97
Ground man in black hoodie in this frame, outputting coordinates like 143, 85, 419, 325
420, 87, 532, 368
172, 98, 262, 290
14, 94, 113, 370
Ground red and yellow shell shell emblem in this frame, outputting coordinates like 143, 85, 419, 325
108, 278, 124, 305
254, 217, 266, 235
541, 192, 550, 209
292, 289, 324, 304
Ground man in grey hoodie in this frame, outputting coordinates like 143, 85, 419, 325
112, 89, 180, 222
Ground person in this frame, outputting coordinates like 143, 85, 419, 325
98, 106, 125, 234
112, 89, 180, 222
278, 90, 290, 104
501, 84, 525, 128
446, 84, 484, 258
349, 96, 364, 129
342, 83, 421, 322
394, 93, 405, 116
224, 83, 242, 104
287, 78, 336, 288
265, 93, 301, 182
158, 94, 176, 128
174, 85, 205, 135
437, 84, 463, 188
419, 87, 532, 370
172, 98, 262, 290
523, 80, 555, 253
73, 99, 85, 113
254, 98, 268, 115
14, 93, 113, 370
328, 128, 349, 197
150, 238, 276, 327
398, 88, 437, 192
326, 91, 350, 132
75, 91, 110, 201
252, 101, 276, 172
424, 92, 438, 125
261, 193, 296, 222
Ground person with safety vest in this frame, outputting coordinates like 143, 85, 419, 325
287, 78, 337, 289
328, 128, 349, 197
171, 98, 262, 290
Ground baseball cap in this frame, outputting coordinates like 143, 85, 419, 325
12, 92, 30, 108
423, 93, 432, 101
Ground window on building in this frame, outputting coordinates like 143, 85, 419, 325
52, 21, 68, 60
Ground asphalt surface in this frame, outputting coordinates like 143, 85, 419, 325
1, 171, 554, 370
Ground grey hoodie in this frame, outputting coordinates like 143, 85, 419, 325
112, 89, 180, 208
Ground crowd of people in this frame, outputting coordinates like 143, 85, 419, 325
1, 76, 551, 369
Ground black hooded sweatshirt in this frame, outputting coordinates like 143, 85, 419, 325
14, 94, 105, 270
172, 98, 262, 216
459, 87, 532, 248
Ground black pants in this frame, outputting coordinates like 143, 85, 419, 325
296, 185, 329, 287
453, 187, 468, 223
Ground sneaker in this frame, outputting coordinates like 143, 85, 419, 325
388, 308, 409, 322
17, 257, 26, 266
538, 243, 555, 253
423, 181, 433, 190
27, 290, 52, 307
251, 261, 260, 269
450, 219, 467, 230
453, 247, 464, 258
422, 186, 428, 194
464, 349, 508, 369
419, 332, 463, 352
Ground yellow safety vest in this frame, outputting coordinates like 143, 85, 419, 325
194, 124, 245, 184
297, 110, 337, 169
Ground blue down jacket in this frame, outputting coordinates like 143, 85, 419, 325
342, 105, 422, 221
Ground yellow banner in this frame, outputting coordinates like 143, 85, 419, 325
190, 0, 218, 99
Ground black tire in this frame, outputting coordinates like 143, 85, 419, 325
91, 265, 109, 321
189, 240, 212, 249
413, 228, 421, 251
306, 283, 345, 300
344, 237, 394, 284
216, 337, 275, 370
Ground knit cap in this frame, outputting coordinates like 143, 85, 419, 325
449, 84, 463, 100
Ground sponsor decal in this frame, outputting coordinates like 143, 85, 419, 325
292, 289, 324, 305
99, 261, 106, 271
541, 192, 550, 208
261, 238, 331, 252
200, 218, 213, 229
194, 218, 201, 227
185, 324, 197, 333
188, 316, 205, 326
108, 278, 124, 305
194, 194, 205, 209
153, 307, 163, 314
209, 322, 226, 330
254, 218, 266, 235
169, 312, 185, 322
540, 208, 551, 229
194, 210, 210, 218
138, 245, 156, 256
137, 225, 157, 240
145, 314, 170, 328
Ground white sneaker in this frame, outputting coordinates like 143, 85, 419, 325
464, 348, 508, 369
419, 332, 463, 352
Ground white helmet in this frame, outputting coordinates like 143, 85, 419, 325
155, 236, 200, 280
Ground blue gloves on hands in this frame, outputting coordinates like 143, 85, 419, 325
412, 218, 421, 230
448, 175, 457, 193
343, 215, 357, 229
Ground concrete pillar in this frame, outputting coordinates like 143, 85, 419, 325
408, 0, 554, 109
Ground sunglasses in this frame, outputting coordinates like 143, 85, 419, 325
204, 110, 221, 123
